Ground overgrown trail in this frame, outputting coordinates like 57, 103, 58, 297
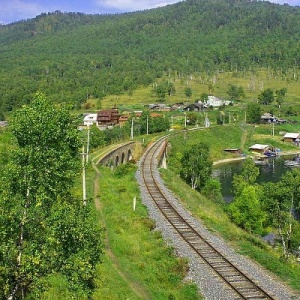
92, 161, 152, 300
240, 124, 249, 149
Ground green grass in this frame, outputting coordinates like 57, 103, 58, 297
84, 70, 300, 110
91, 164, 202, 300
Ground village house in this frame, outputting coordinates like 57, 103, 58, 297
249, 144, 269, 155
97, 108, 119, 126
145, 103, 171, 111
260, 113, 277, 123
118, 115, 130, 126
202, 96, 231, 109
170, 102, 186, 111
260, 113, 286, 124
150, 112, 163, 118
283, 132, 300, 145
83, 113, 98, 126
183, 102, 204, 112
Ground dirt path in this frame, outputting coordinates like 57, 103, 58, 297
92, 162, 152, 300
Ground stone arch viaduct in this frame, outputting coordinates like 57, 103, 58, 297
96, 138, 169, 169
97, 141, 135, 168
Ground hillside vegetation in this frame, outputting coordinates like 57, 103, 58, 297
1, 0, 300, 112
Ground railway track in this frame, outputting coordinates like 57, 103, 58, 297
140, 137, 277, 300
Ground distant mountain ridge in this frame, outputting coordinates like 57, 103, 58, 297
0, 0, 300, 111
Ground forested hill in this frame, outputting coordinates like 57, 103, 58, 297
1, 0, 300, 111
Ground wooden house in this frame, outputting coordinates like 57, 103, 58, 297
249, 144, 269, 155
97, 108, 119, 126
183, 103, 204, 112
283, 132, 300, 143
119, 115, 130, 126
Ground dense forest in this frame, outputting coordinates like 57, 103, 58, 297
1, 0, 300, 112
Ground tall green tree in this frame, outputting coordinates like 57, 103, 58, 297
0, 93, 102, 299
228, 159, 264, 233
228, 185, 265, 234
246, 102, 261, 123
232, 158, 260, 196
227, 84, 245, 101
184, 87, 192, 99
262, 169, 300, 259
258, 88, 274, 105
180, 142, 212, 190
275, 87, 287, 108
200, 93, 209, 102
88, 124, 106, 150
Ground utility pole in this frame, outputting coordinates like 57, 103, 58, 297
146, 116, 149, 135
86, 125, 90, 163
204, 113, 210, 128
82, 145, 87, 206
130, 117, 134, 140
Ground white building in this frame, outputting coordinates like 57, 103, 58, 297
83, 113, 98, 126
202, 96, 231, 108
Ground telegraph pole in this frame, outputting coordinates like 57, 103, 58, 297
86, 125, 90, 163
130, 117, 134, 140
82, 145, 87, 206
146, 116, 149, 135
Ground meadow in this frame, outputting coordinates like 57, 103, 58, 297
95, 70, 300, 111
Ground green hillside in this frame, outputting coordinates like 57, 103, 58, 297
1, 0, 300, 112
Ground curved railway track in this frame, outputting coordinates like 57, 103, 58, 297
140, 137, 277, 300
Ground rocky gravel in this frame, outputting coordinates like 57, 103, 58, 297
136, 152, 300, 300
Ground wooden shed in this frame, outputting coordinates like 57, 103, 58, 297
283, 133, 300, 143
249, 144, 269, 155
223, 148, 241, 155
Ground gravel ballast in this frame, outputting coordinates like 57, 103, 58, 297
136, 150, 299, 300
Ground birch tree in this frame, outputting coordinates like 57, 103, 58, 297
262, 169, 300, 259
0, 93, 102, 299
180, 142, 212, 191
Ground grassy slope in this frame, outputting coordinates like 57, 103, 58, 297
95, 70, 300, 110
88, 154, 201, 300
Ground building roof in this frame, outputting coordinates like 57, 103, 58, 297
249, 144, 269, 150
283, 133, 300, 139
150, 113, 162, 118
83, 113, 98, 121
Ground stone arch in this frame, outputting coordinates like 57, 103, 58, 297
121, 152, 125, 164
115, 155, 119, 166
127, 149, 132, 162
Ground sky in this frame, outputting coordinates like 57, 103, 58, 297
1, 0, 300, 25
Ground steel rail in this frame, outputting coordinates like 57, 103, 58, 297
140, 137, 276, 300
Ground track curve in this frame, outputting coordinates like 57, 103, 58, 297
139, 137, 277, 300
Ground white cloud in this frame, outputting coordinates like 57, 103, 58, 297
95, 0, 300, 12
95, 0, 180, 11
271, 0, 300, 4
0, 0, 43, 23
